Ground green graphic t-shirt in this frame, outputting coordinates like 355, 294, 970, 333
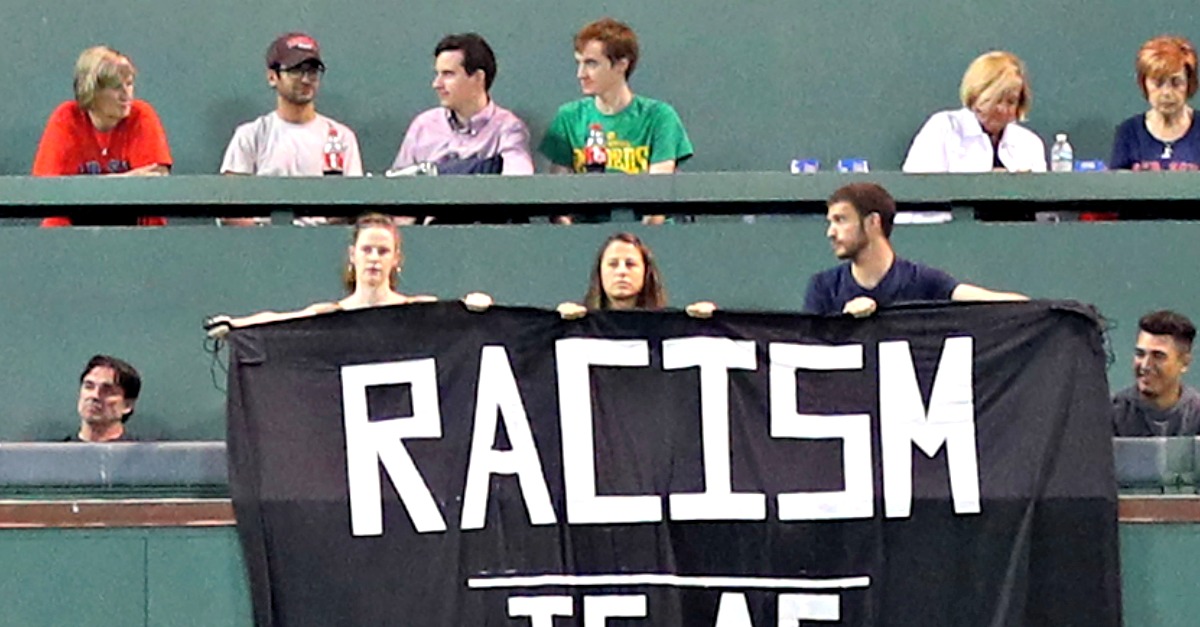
539, 95, 694, 173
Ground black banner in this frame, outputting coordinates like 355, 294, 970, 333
226, 301, 1121, 626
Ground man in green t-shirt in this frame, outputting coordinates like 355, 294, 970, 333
540, 18, 694, 175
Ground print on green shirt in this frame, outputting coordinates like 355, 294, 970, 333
539, 95, 694, 174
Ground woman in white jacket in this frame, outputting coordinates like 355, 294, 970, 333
903, 51, 1046, 173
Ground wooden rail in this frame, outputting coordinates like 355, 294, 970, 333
0, 496, 1196, 528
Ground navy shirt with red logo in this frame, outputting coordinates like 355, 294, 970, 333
1110, 113, 1200, 171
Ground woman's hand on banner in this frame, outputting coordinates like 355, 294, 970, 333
203, 315, 234, 339
557, 302, 588, 320
462, 292, 494, 312
685, 301, 717, 318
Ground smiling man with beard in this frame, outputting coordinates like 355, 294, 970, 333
1113, 310, 1200, 436
66, 355, 141, 443
221, 32, 363, 177
803, 182, 1027, 317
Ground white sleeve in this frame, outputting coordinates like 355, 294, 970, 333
901, 113, 952, 173
343, 129, 364, 177
220, 123, 258, 174
1024, 132, 1048, 173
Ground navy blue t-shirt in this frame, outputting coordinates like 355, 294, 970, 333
1110, 113, 1200, 171
803, 257, 959, 315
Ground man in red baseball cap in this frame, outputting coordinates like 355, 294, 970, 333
266, 32, 324, 70
220, 32, 363, 179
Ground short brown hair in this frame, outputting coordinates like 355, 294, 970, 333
574, 18, 639, 79
959, 51, 1032, 121
828, 182, 897, 238
584, 232, 666, 310
73, 46, 136, 110
1139, 310, 1196, 352
1135, 36, 1198, 99
343, 213, 403, 293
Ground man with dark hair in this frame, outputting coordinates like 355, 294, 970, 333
539, 17, 693, 175
221, 32, 363, 177
391, 33, 532, 175
67, 355, 141, 442
1113, 310, 1200, 436
804, 182, 1026, 316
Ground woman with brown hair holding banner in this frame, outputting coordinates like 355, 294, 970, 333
557, 232, 714, 319
206, 213, 483, 336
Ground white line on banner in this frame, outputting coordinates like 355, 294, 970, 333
467, 574, 870, 590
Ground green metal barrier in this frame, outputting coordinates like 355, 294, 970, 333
0, 521, 1193, 626
3, 216, 1198, 441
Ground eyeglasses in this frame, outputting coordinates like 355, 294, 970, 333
279, 65, 325, 80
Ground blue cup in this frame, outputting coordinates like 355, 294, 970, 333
837, 158, 870, 173
790, 159, 820, 174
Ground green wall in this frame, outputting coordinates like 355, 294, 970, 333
0, 528, 251, 627
1121, 523, 1200, 627
0, 523, 1194, 626
3, 1, 1197, 174
3, 219, 1195, 441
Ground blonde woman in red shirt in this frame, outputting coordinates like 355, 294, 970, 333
33, 45, 173, 226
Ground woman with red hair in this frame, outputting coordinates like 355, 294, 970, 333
206, 213, 437, 335
1111, 36, 1200, 170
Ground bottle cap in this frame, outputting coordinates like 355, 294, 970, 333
1055, 133, 1068, 141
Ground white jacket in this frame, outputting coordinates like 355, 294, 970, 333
902, 108, 1047, 173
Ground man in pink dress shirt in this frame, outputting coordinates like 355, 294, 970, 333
391, 33, 533, 175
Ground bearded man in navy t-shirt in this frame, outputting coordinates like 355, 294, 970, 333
803, 182, 1027, 317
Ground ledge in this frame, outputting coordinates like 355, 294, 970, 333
1119, 495, 1200, 523
0, 498, 234, 528
0, 172, 1197, 220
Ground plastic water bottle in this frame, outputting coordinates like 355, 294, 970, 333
1050, 133, 1073, 173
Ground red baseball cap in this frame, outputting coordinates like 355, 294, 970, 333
266, 32, 323, 69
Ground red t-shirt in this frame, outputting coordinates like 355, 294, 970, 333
33, 100, 172, 175
32, 100, 173, 226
